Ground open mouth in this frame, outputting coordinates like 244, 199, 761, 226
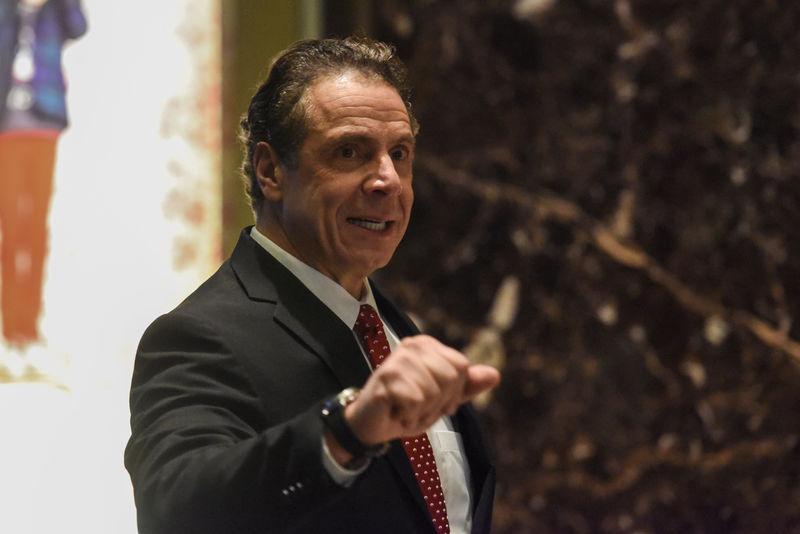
347, 217, 389, 231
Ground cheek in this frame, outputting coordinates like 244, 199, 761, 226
304, 184, 339, 219
402, 188, 414, 217
318, 192, 351, 236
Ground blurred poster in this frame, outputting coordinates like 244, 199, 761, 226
0, 0, 221, 385
0, 1, 221, 533
0, 0, 87, 377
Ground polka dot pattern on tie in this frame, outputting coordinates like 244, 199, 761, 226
403, 437, 449, 533
353, 303, 451, 533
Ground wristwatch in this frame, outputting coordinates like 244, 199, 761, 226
321, 387, 390, 465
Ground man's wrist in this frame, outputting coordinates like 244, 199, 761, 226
321, 429, 370, 484
321, 387, 390, 465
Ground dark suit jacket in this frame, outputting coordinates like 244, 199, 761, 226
124, 228, 495, 533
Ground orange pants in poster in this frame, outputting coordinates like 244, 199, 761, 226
0, 132, 59, 346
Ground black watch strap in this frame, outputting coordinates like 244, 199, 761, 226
321, 387, 390, 460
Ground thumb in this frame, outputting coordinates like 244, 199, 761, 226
462, 364, 501, 400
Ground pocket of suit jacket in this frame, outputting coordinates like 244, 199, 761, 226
432, 430, 472, 530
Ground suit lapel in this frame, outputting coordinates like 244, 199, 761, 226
230, 228, 371, 389
455, 404, 496, 526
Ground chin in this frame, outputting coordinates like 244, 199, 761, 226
357, 256, 393, 275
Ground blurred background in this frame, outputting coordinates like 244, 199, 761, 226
1, 1, 799, 533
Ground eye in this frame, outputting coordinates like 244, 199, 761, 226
340, 146, 356, 158
390, 147, 409, 161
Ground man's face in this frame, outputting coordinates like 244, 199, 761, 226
264, 72, 415, 297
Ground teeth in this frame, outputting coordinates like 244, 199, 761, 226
348, 218, 387, 231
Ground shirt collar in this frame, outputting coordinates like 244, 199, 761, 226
249, 226, 379, 329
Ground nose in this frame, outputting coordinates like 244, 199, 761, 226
364, 152, 402, 196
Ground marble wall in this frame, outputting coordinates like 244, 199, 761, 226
361, 1, 800, 532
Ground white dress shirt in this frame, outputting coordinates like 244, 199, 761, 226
250, 227, 473, 533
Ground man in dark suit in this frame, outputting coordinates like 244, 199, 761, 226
124, 37, 500, 534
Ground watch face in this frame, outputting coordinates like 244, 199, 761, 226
322, 390, 391, 460
337, 387, 360, 406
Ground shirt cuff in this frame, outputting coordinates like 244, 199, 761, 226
321, 435, 370, 486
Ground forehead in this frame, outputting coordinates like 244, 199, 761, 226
303, 73, 413, 137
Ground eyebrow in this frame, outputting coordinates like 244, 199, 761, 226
326, 131, 416, 148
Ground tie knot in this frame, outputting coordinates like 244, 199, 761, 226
353, 304, 390, 369
354, 304, 382, 334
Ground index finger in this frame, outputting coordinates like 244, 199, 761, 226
460, 364, 501, 402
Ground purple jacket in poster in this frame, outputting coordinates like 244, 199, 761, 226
0, 0, 87, 129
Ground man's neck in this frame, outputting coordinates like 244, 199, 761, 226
253, 221, 365, 299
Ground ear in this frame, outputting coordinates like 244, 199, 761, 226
253, 141, 286, 202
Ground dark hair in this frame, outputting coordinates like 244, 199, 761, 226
239, 36, 419, 214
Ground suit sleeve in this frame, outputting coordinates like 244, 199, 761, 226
124, 311, 349, 534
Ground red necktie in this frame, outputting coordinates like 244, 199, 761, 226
353, 304, 450, 534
